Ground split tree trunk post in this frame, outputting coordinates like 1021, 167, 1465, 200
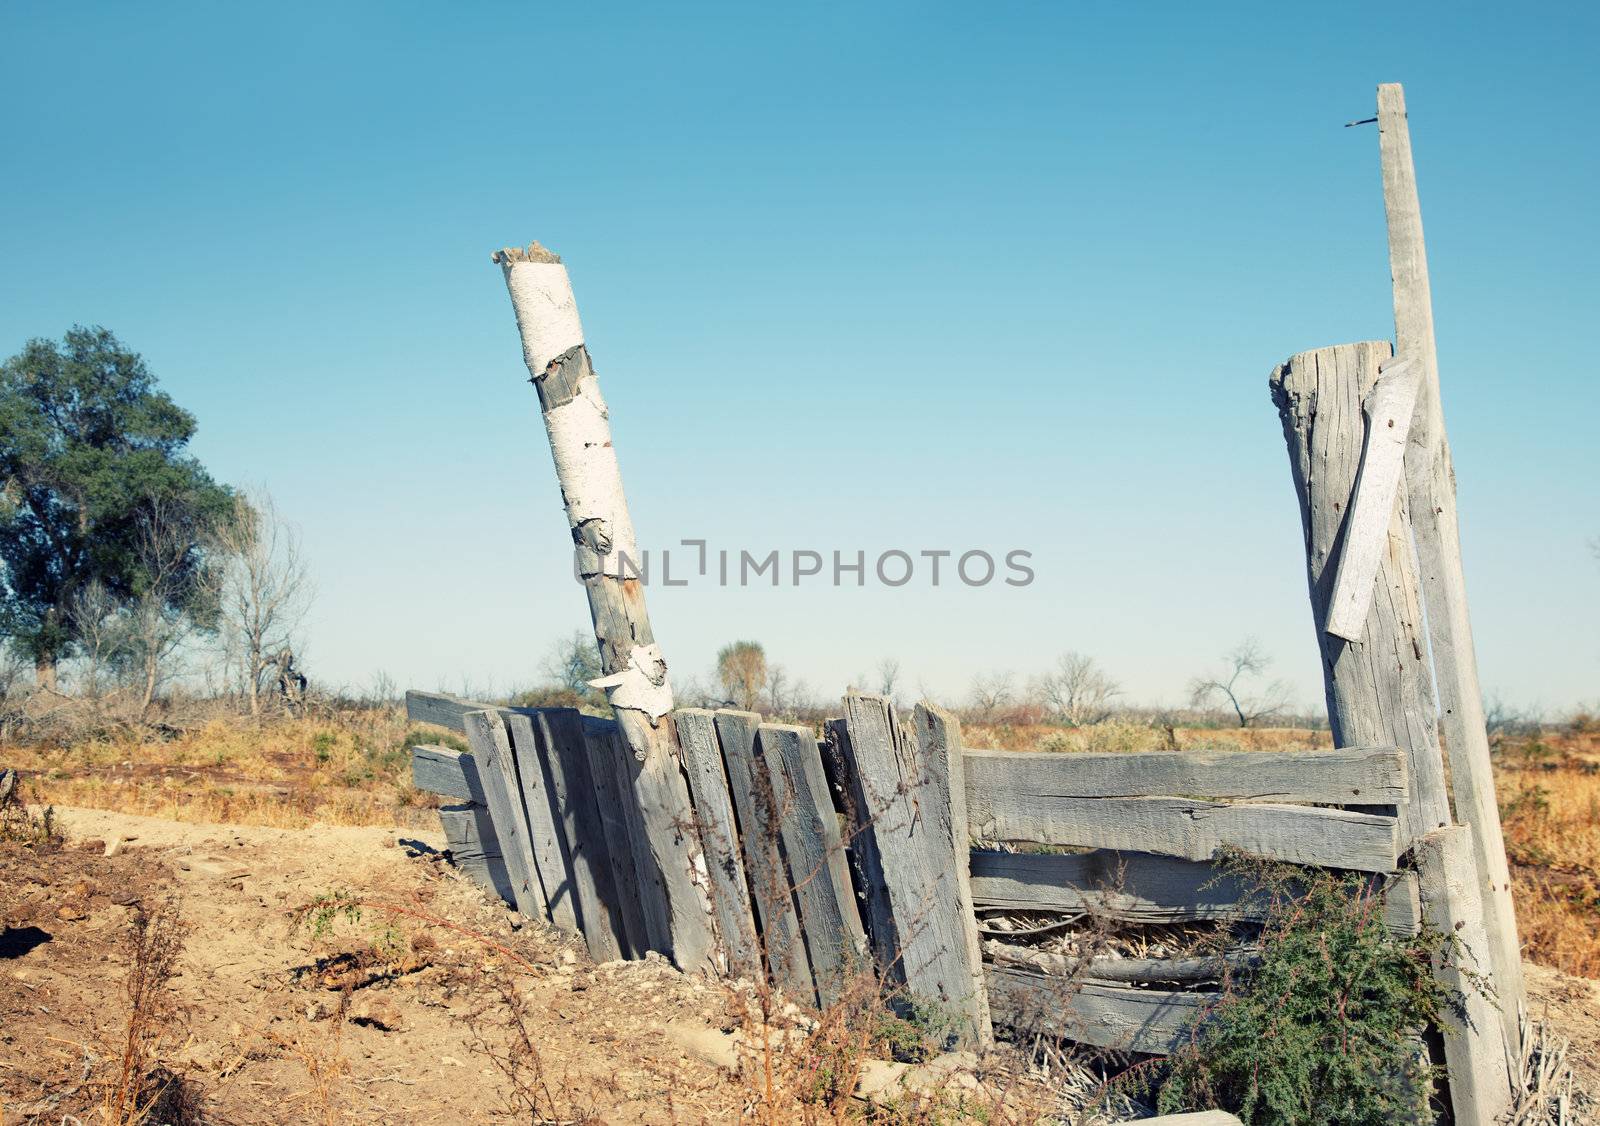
1272, 341, 1512, 1120
1377, 83, 1524, 1056
491, 242, 718, 975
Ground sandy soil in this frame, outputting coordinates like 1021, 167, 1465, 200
3, 807, 1597, 1124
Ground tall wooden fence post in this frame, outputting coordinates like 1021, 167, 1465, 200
1272, 341, 1512, 1120
492, 242, 718, 974
1377, 82, 1524, 1053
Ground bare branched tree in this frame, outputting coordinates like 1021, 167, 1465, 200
1035, 651, 1122, 726
968, 671, 1015, 723
66, 579, 126, 707
877, 657, 901, 700
125, 499, 217, 721
716, 640, 768, 712
1188, 638, 1292, 728
210, 489, 312, 718
542, 630, 603, 696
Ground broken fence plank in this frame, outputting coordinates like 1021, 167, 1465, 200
968, 849, 1422, 933
964, 745, 1408, 807
971, 794, 1400, 873
436, 802, 516, 906
757, 722, 867, 1006
674, 710, 762, 979
714, 710, 815, 1002
985, 966, 1213, 1055
822, 718, 897, 970
1324, 356, 1422, 641
462, 710, 547, 921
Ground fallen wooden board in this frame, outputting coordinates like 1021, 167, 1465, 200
969, 795, 1400, 873
985, 940, 1254, 985
964, 746, 1407, 806
985, 966, 1213, 1055
968, 849, 1422, 933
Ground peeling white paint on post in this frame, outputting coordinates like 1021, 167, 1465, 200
492, 241, 718, 974
1377, 84, 1524, 1054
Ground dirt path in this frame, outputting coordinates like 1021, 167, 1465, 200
2, 807, 747, 1124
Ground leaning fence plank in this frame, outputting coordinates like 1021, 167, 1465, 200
503, 713, 578, 936
912, 703, 992, 1046
714, 711, 815, 1000
758, 723, 867, 1006
437, 802, 516, 906
1415, 827, 1514, 1125
985, 966, 1212, 1055
968, 849, 1422, 934
462, 710, 547, 920
1324, 357, 1422, 641
1379, 81, 1523, 1059
823, 718, 896, 959
411, 744, 483, 803
584, 722, 649, 958
532, 709, 623, 961
964, 746, 1408, 807
674, 710, 761, 978
971, 794, 1400, 873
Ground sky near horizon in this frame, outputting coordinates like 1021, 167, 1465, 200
2, 3, 1596, 714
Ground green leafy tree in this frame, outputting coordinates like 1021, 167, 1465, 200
0, 327, 232, 689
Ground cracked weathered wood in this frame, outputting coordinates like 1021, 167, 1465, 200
411, 743, 485, 803
673, 710, 761, 978
463, 710, 547, 920
714, 710, 815, 1000
985, 940, 1254, 985
985, 966, 1213, 1055
757, 722, 867, 1006
1271, 341, 1450, 848
583, 719, 650, 958
1379, 83, 1523, 1061
492, 245, 716, 973
964, 745, 1407, 808
968, 849, 1422, 933
1324, 357, 1422, 640
501, 712, 577, 936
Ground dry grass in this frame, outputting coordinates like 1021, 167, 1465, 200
3, 707, 443, 830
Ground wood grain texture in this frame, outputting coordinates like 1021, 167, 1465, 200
1379, 82, 1524, 1047
501, 712, 576, 934
968, 849, 1422, 933
436, 802, 515, 906
1415, 827, 1514, 1123
673, 710, 761, 978
970, 792, 1399, 873
985, 966, 1213, 1055
757, 722, 866, 1006
583, 722, 649, 958
411, 744, 483, 803
522, 709, 623, 960
714, 710, 814, 1000
462, 710, 547, 920
1324, 357, 1421, 640
985, 940, 1253, 985
1271, 341, 1450, 847
405, 690, 478, 734
822, 718, 896, 958
964, 746, 1407, 807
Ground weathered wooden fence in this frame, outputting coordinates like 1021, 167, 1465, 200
406, 689, 1420, 1058
418, 79, 1517, 1126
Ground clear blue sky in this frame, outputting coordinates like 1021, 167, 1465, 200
3, 2, 1595, 714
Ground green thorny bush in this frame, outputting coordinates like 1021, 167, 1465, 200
1133, 851, 1486, 1126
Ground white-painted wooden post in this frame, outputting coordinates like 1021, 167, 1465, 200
491, 242, 719, 974
1377, 83, 1524, 1058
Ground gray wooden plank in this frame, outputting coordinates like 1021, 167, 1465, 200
1380, 81, 1524, 1066
970, 794, 1399, 874
584, 723, 649, 958
714, 710, 815, 1001
437, 802, 515, 906
822, 718, 897, 962
593, 722, 672, 955
411, 744, 483, 803
673, 710, 761, 978
462, 710, 547, 920
758, 722, 867, 1006
985, 940, 1255, 985
964, 746, 1408, 807
968, 849, 1421, 933
985, 966, 1212, 1055
406, 690, 483, 734
502, 712, 580, 937
533, 708, 623, 961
